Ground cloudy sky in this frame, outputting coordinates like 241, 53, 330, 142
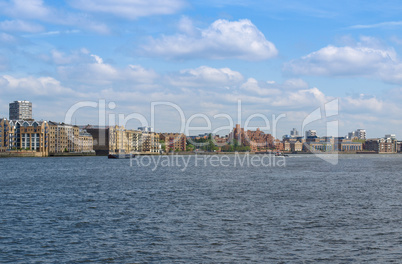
1, 0, 402, 138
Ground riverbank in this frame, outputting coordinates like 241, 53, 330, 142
0, 151, 96, 158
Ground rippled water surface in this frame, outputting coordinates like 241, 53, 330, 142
1, 154, 401, 263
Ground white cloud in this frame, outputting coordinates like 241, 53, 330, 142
349, 21, 402, 29
168, 66, 244, 88
342, 95, 383, 113
0, 54, 8, 71
284, 38, 402, 84
0, 32, 19, 44
271, 87, 329, 108
283, 78, 309, 90
284, 45, 396, 76
142, 19, 278, 61
91, 54, 103, 64
58, 54, 158, 86
2, 66, 402, 137
2, 0, 50, 20
0, 75, 76, 96
68, 0, 186, 19
390, 36, 402, 45
0, 0, 110, 34
178, 16, 196, 35
240, 78, 308, 97
240, 78, 281, 96
51, 49, 91, 65
0, 19, 44, 32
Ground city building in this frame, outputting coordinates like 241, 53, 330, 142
274, 139, 283, 151
126, 129, 142, 153
290, 128, 299, 137
48, 121, 79, 153
2, 119, 49, 155
1, 120, 49, 156
78, 129, 94, 153
385, 134, 396, 140
397, 141, 402, 153
159, 133, 186, 152
337, 138, 362, 152
228, 124, 274, 152
364, 137, 397, 153
109, 126, 129, 154
18, 120, 49, 156
84, 126, 110, 156
304, 136, 334, 152
0, 118, 11, 152
283, 141, 291, 151
141, 132, 160, 153
138, 126, 154, 132
305, 130, 317, 139
348, 129, 366, 140
290, 141, 303, 152
2, 113, 93, 156
188, 133, 210, 141
109, 126, 160, 154
9, 101, 32, 120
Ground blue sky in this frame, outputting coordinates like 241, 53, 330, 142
1, 0, 402, 138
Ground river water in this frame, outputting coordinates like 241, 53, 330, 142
0, 154, 401, 263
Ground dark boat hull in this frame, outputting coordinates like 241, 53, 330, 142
108, 154, 135, 159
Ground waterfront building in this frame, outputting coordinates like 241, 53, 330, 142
305, 141, 333, 152
126, 129, 142, 153
7, 120, 18, 149
1, 118, 92, 156
78, 129, 94, 153
159, 133, 186, 152
283, 141, 291, 151
141, 132, 160, 153
19, 120, 49, 155
364, 137, 397, 153
48, 121, 79, 153
109, 126, 160, 154
290, 141, 303, 152
0, 118, 10, 152
9, 100, 32, 121
397, 141, 402, 153
109, 126, 129, 154
84, 126, 110, 156
1, 119, 48, 155
229, 124, 244, 144
304, 136, 333, 152
337, 138, 362, 152
228, 124, 274, 152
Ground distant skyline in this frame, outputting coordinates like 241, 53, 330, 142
1, 0, 402, 138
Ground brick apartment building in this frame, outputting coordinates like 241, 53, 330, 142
229, 124, 274, 152
159, 133, 186, 152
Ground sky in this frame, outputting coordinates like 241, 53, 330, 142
1, 0, 402, 138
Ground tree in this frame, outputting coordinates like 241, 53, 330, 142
186, 143, 195, 152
